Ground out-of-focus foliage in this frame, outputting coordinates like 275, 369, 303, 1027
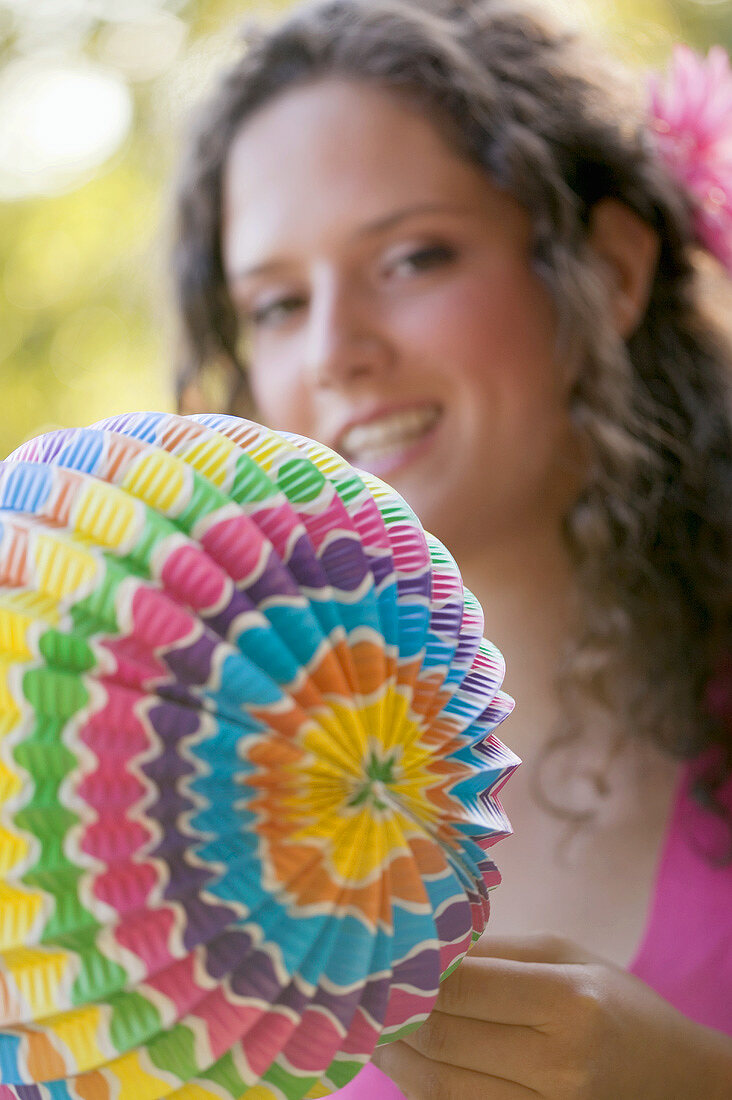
0, 0, 730, 456
0, 0, 291, 456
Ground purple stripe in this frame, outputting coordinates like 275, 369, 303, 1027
163, 632, 218, 687
246, 546, 305, 603
391, 947, 440, 994
397, 574, 431, 600
319, 537, 370, 592
285, 532, 331, 589
203, 587, 257, 637
434, 898, 471, 943
368, 554, 395, 588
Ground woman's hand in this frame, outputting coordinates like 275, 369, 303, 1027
371, 933, 732, 1099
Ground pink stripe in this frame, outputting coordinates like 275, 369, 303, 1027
115, 905, 177, 974
160, 543, 228, 612
200, 514, 269, 583
93, 860, 158, 915
145, 951, 211, 1018
131, 587, 195, 648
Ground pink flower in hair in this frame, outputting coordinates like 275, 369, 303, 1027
648, 44, 732, 272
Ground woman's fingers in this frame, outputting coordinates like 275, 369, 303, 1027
468, 932, 601, 965
434, 954, 595, 1026
402, 1009, 548, 1084
372, 1039, 541, 1100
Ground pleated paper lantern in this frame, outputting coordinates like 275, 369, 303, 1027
0, 413, 518, 1100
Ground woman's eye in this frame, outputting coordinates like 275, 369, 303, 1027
250, 294, 306, 328
387, 243, 456, 277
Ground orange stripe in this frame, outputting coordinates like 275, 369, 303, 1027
75, 1070, 112, 1100
53, 470, 78, 528
4, 524, 29, 586
24, 1028, 66, 1080
349, 639, 387, 697
106, 435, 142, 482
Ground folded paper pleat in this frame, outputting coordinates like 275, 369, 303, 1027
0, 414, 519, 1100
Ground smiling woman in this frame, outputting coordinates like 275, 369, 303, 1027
220, 77, 576, 555
171, 1, 732, 1097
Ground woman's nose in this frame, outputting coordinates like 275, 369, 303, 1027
303, 271, 393, 388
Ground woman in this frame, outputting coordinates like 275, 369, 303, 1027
172, 1, 732, 1095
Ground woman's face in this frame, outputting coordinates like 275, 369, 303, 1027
222, 79, 582, 554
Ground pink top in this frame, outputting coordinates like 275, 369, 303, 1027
333, 757, 732, 1098
629, 756, 732, 1033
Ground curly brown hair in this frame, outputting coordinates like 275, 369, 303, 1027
172, 0, 732, 840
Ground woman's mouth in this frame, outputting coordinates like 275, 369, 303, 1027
337, 404, 442, 476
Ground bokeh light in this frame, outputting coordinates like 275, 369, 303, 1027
0, 59, 133, 199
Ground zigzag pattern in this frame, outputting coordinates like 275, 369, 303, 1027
0, 413, 519, 1100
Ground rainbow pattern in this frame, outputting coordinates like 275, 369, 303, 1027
0, 413, 518, 1100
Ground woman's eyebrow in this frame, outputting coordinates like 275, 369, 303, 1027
228, 257, 292, 284
356, 201, 463, 237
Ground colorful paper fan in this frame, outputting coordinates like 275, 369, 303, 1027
0, 413, 518, 1100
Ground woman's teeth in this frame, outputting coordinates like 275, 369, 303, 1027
340, 406, 441, 463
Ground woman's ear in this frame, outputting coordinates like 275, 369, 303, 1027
587, 198, 660, 338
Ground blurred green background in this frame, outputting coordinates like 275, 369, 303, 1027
1, 0, 731, 457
